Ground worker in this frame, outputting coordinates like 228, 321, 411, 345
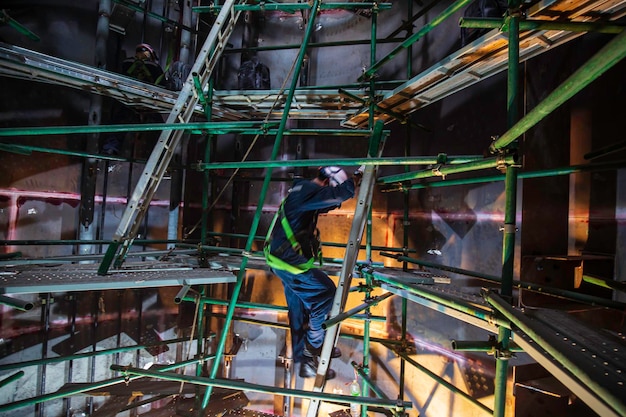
264, 166, 363, 379
102, 43, 165, 156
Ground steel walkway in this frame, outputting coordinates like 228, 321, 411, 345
0, 42, 367, 121
342, 0, 626, 128
377, 271, 626, 417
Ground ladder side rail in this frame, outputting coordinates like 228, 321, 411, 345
305, 121, 386, 417
100, 0, 240, 271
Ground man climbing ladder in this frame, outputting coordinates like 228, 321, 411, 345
265, 166, 362, 379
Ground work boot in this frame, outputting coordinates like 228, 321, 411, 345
304, 343, 342, 359
299, 355, 336, 380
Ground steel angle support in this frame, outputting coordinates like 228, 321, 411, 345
98, 0, 242, 275
305, 120, 387, 417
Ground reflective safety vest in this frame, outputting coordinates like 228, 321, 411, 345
264, 200, 322, 274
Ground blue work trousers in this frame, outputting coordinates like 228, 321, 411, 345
272, 267, 336, 362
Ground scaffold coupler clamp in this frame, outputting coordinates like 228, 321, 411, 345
432, 164, 445, 179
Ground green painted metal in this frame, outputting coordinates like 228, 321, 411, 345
182, 296, 289, 313
361, 276, 373, 417
113, 0, 197, 33
194, 155, 483, 170
459, 17, 625, 34
195, 286, 207, 410
201, 69, 215, 246
194, 2, 392, 13
201, 0, 323, 408
380, 252, 626, 310
0, 357, 208, 412
97, 241, 120, 275
363, 12, 376, 403
225, 37, 406, 55
201, 135, 212, 245
3, 239, 196, 246
451, 340, 522, 352
382, 341, 494, 415
0, 337, 194, 372
0, 10, 40, 41
0, 295, 34, 311
339, 88, 429, 129
500, 167, 518, 298
0, 121, 276, 136
584, 139, 626, 160
399, 160, 626, 191
322, 293, 393, 329
190, 128, 380, 136
0, 142, 128, 162
378, 155, 516, 183
582, 275, 626, 293
351, 360, 389, 399
490, 28, 626, 152
494, 11, 521, 414
193, 73, 212, 120
204, 231, 415, 253
370, 270, 510, 328
263, 128, 374, 136
111, 364, 413, 409
0, 371, 24, 389
360, 0, 475, 80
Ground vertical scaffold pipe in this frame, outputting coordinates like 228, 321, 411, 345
201, 0, 323, 409
493, 4, 520, 416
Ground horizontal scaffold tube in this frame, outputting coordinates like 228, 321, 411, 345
0, 357, 209, 412
0, 336, 199, 372
369, 270, 509, 328
194, 155, 484, 170
194, 2, 393, 13
0, 121, 277, 136
381, 341, 493, 415
381, 252, 626, 310
0, 294, 33, 311
0, 371, 24, 389
378, 155, 516, 184
110, 365, 413, 410
361, 0, 476, 80
395, 160, 626, 191
322, 293, 393, 329
460, 17, 625, 34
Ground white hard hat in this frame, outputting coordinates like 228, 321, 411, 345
320, 166, 348, 187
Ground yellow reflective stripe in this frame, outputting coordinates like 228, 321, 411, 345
264, 246, 315, 274
280, 214, 300, 252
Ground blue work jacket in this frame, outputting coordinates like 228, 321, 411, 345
269, 177, 355, 267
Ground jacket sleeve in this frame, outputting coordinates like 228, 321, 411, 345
298, 178, 355, 212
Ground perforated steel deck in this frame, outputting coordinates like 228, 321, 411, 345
0, 261, 237, 294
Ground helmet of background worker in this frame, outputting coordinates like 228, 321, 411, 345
318, 166, 348, 187
135, 43, 157, 63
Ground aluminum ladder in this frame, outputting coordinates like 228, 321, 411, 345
98, 0, 242, 274
305, 120, 387, 417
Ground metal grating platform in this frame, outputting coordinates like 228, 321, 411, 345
484, 290, 626, 417
0, 261, 237, 294
342, 0, 626, 128
0, 42, 368, 122
370, 268, 500, 332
